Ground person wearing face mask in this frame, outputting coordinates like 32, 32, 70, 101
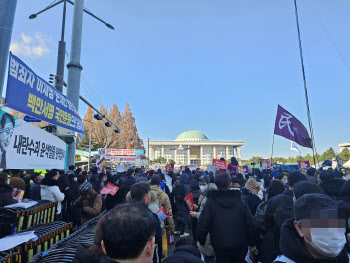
190, 174, 217, 263
274, 193, 349, 263
0, 113, 15, 169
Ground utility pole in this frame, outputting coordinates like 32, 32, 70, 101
0, 0, 17, 99
66, 0, 84, 167
88, 120, 92, 171
55, 0, 67, 93
147, 138, 150, 169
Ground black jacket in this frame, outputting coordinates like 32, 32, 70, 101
197, 189, 257, 250
163, 245, 203, 263
337, 196, 350, 251
319, 179, 345, 201
123, 176, 136, 196
72, 243, 101, 263
267, 180, 285, 200
30, 182, 41, 201
0, 183, 16, 207
274, 218, 350, 263
264, 190, 294, 232
174, 174, 191, 224
190, 179, 200, 205
241, 187, 262, 216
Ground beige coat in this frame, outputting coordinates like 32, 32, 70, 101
150, 185, 175, 231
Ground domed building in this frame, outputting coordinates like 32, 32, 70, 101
149, 130, 244, 166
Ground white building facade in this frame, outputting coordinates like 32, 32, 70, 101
149, 130, 244, 166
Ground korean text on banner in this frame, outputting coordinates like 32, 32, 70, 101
102, 156, 140, 163
184, 192, 195, 211
298, 160, 310, 169
100, 182, 119, 196
98, 148, 144, 156
0, 109, 68, 169
259, 159, 271, 169
212, 159, 226, 170
6, 53, 84, 134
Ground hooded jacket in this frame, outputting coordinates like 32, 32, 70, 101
273, 218, 350, 263
40, 177, 65, 214
241, 187, 262, 216
150, 184, 175, 231
196, 183, 217, 257
197, 189, 257, 250
0, 183, 16, 207
267, 180, 286, 200
72, 243, 101, 263
162, 245, 203, 263
319, 179, 345, 201
174, 174, 191, 224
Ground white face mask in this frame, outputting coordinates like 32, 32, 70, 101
283, 180, 288, 184
305, 228, 346, 258
200, 185, 208, 193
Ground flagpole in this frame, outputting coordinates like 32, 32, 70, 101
271, 134, 275, 165
293, 0, 317, 165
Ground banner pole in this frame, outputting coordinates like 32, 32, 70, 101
271, 134, 275, 166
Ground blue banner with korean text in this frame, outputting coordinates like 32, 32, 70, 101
6, 53, 85, 135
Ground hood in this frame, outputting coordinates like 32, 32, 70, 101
207, 189, 241, 208
0, 183, 13, 193
241, 187, 254, 196
180, 173, 188, 185
150, 190, 158, 204
280, 218, 349, 263
201, 183, 218, 195
173, 245, 201, 259
190, 179, 199, 189
150, 185, 162, 194
40, 177, 58, 187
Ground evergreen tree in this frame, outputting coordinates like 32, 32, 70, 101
321, 147, 336, 161
338, 148, 350, 163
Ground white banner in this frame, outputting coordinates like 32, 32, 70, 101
0, 109, 67, 169
102, 156, 141, 163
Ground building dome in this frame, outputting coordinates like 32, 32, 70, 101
174, 130, 209, 142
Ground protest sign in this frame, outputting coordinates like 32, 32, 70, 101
168, 231, 175, 246
207, 164, 217, 174
6, 53, 84, 134
235, 165, 249, 175
97, 157, 106, 170
100, 182, 119, 196
156, 206, 170, 222
116, 165, 125, 173
212, 159, 226, 170
184, 192, 195, 211
0, 109, 67, 169
98, 148, 144, 156
298, 160, 310, 169
259, 159, 271, 169
165, 163, 174, 172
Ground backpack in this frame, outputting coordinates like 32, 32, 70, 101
274, 195, 293, 238
174, 183, 186, 201
254, 201, 268, 233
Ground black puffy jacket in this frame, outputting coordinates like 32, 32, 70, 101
267, 180, 285, 200
197, 189, 257, 250
0, 183, 16, 207
163, 245, 203, 263
273, 218, 350, 263
123, 176, 136, 196
72, 244, 101, 263
190, 179, 200, 205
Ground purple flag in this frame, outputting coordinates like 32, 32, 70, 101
274, 105, 312, 148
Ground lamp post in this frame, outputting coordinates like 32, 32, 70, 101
82, 119, 94, 171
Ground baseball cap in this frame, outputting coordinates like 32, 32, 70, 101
198, 174, 209, 183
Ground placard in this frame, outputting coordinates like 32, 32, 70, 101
212, 159, 226, 170
235, 165, 249, 175
100, 182, 119, 196
98, 148, 144, 156
165, 163, 174, 172
298, 160, 310, 169
6, 53, 84, 134
259, 159, 271, 169
184, 192, 195, 211
116, 165, 125, 173
102, 156, 140, 163
0, 109, 67, 169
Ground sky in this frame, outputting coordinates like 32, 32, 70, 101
4, 0, 350, 159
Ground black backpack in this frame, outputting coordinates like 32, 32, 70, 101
274, 195, 293, 237
174, 183, 186, 201
254, 201, 268, 233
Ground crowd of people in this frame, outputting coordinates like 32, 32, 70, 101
0, 157, 350, 263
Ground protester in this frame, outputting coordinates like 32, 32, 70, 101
262, 171, 307, 262
0, 172, 20, 206
174, 173, 191, 237
306, 167, 317, 183
150, 175, 175, 232
41, 170, 65, 216
190, 174, 217, 263
317, 170, 335, 183
30, 172, 42, 201
123, 168, 136, 196
73, 182, 102, 224
8, 169, 25, 190
89, 167, 101, 193
319, 177, 345, 201
129, 182, 162, 263
99, 202, 157, 263
292, 181, 324, 201
241, 178, 262, 215
337, 180, 350, 251
197, 172, 257, 263
163, 237, 203, 263
0, 113, 15, 169
274, 193, 349, 263
267, 174, 286, 200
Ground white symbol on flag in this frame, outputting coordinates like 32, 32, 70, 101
290, 141, 301, 154
279, 112, 294, 136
